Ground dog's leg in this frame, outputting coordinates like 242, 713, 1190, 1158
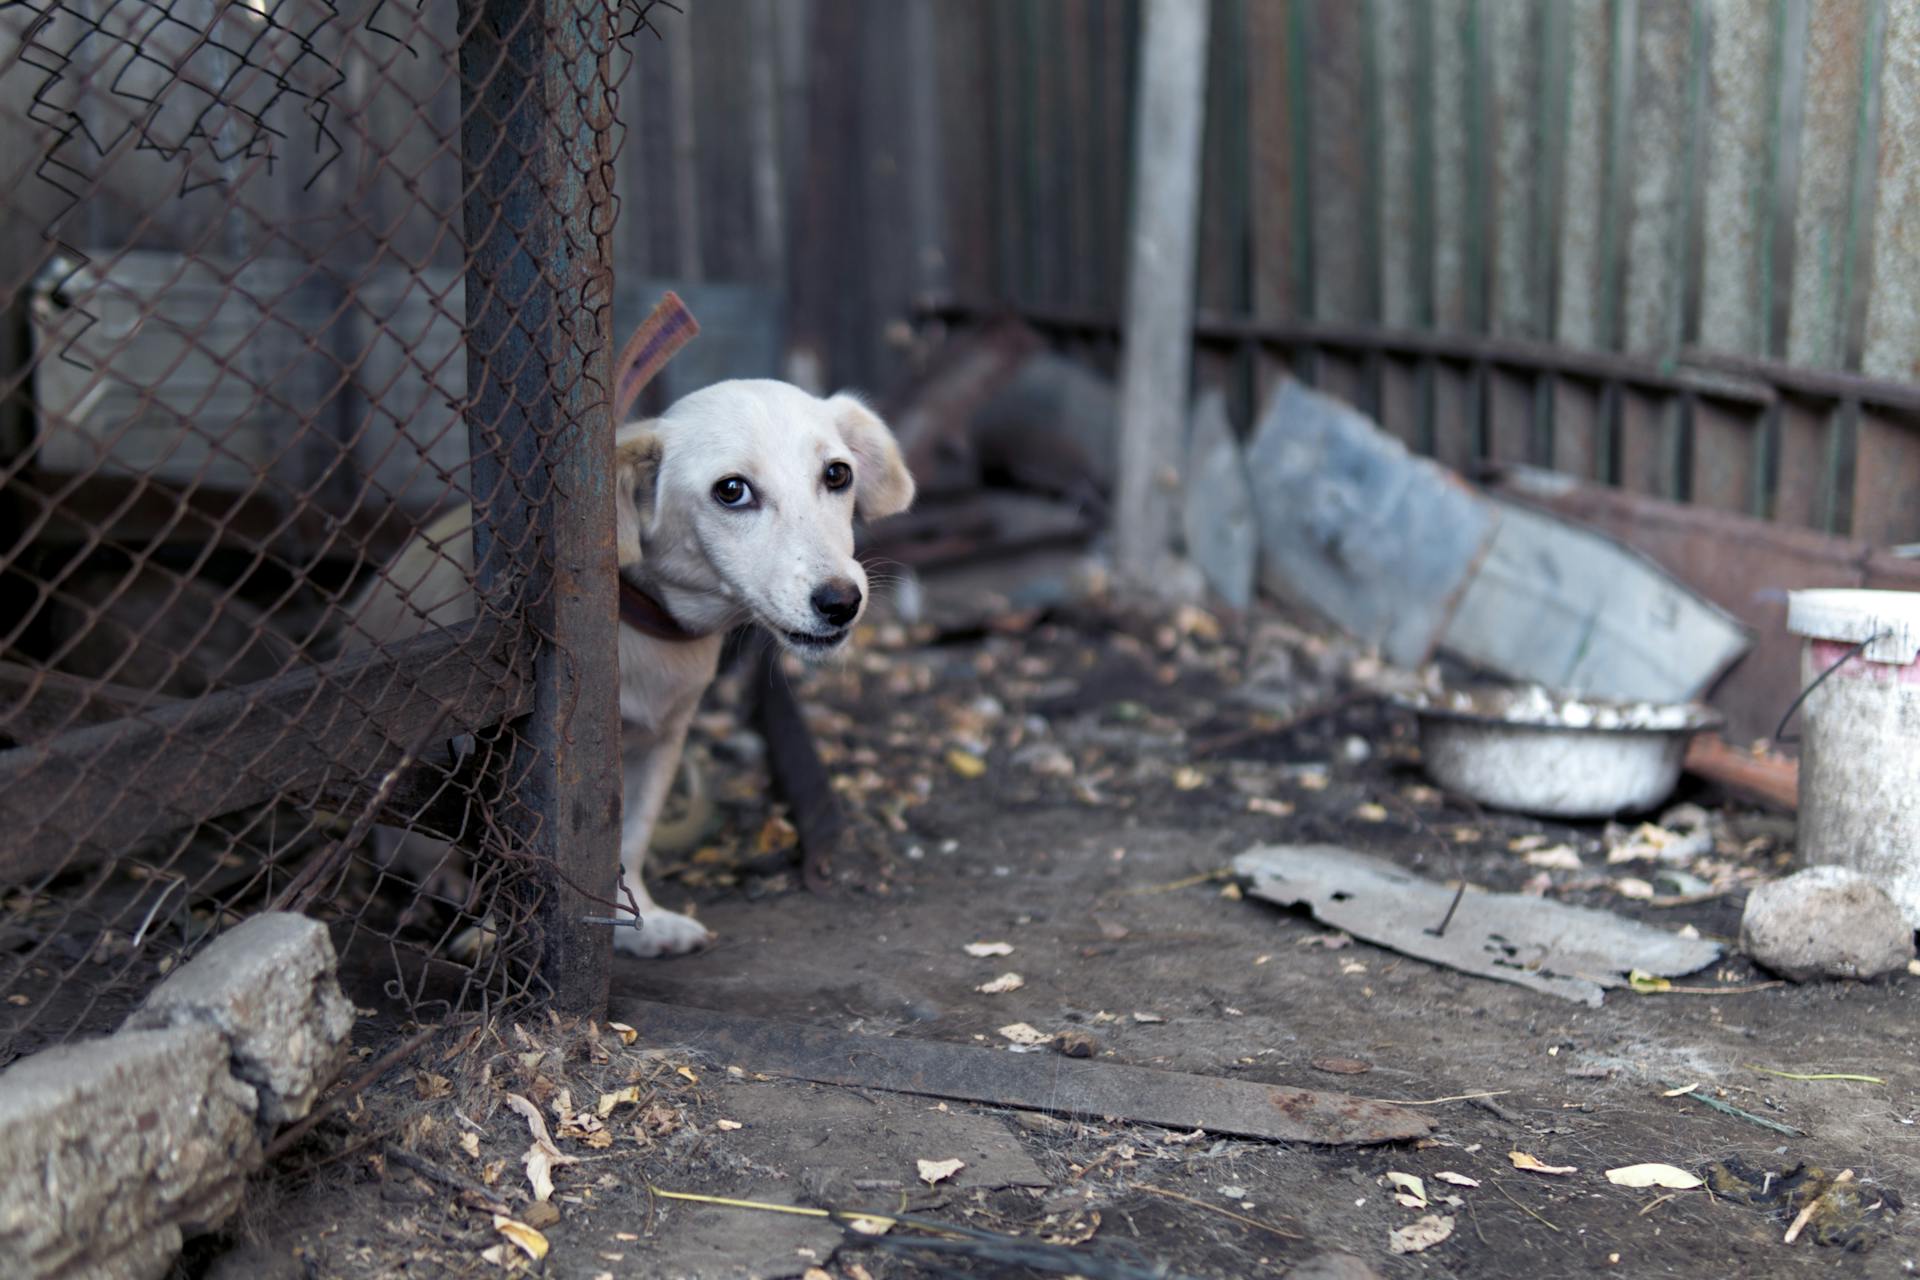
614, 711, 716, 958
743, 627, 847, 890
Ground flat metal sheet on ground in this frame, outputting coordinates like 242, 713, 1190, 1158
1232, 844, 1723, 1007
616, 999, 1432, 1146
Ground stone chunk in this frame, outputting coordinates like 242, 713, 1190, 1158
0, 1025, 257, 1280
1741, 866, 1916, 981
127, 912, 353, 1128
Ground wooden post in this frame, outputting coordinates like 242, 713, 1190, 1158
458, 0, 621, 1016
1114, 0, 1211, 588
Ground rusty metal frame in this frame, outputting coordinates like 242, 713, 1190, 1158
456, 0, 621, 1016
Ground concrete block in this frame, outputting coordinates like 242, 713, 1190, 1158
0, 1026, 257, 1280
128, 913, 354, 1128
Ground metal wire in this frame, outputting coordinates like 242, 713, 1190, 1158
0, 0, 634, 1063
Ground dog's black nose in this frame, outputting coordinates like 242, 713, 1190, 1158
810, 579, 862, 628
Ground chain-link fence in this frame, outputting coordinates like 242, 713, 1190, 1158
0, 0, 661, 1064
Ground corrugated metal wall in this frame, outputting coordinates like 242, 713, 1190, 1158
632, 0, 1920, 546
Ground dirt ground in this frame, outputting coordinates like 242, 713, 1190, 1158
198, 580, 1920, 1279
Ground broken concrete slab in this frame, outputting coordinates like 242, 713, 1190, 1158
1440, 497, 1752, 704
1232, 845, 1723, 1007
127, 912, 354, 1129
1246, 379, 1497, 667
1182, 389, 1257, 610
0, 913, 353, 1280
0, 1025, 257, 1280
616, 998, 1431, 1145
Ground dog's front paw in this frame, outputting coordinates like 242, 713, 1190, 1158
612, 908, 716, 958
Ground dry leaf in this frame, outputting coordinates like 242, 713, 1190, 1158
803, 1270, 833, 1280
1355, 802, 1389, 822
675, 1065, 699, 1085
1247, 796, 1295, 817
976, 972, 1025, 994
460, 1132, 481, 1159
964, 941, 1014, 958
597, 1085, 645, 1118
1388, 1214, 1454, 1255
492, 1216, 550, 1263
998, 1022, 1051, 1046
1661, 1082, 1698, 1097
1434, 1170, 1479, 1188
1614, 877, 1656, 900
415, 1072, 453, 1100
505, 1092, 578, 1201
1605, 1163, 1703, 1190
1172, 766, 1206, 791
1131, 1011, 1166, 1024
1523, 844, 1582, 871
845, 1216, 893, 1236
1509, 1151, 1577, 1176
1386, 1172, 1428, 1208
946, 749, 987, 778
607, 1021, 638, 1045
715, 1119, 743, 1131
917, 1157, 966, 1185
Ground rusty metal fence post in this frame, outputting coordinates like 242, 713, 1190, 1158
458, 0, 620, 1015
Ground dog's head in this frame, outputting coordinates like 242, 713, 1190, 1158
614, 379, 914, 654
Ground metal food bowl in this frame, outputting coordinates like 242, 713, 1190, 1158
1400, 687, 1723, 819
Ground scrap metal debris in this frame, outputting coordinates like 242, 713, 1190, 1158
616, 999, 1432, 1145
1232, 845, 1723, 1006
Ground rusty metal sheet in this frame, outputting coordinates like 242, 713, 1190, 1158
1772, 395, 1839, 531
614, 999, 1432, 1146
1849, 407, 1920, 546
1485, 367, 1537, 466
1429, 360, 1480, 473
1688, 398, 1765, 515
1616, 387, 1680, 498
1550, 377, 1604, 479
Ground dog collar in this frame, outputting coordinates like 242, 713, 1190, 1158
618, 578, 710, 643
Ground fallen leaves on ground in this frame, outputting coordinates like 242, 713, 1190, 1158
492, 1215, 550, 1263
946, 749, 987, 778
1510, 1151, 1578, 1176
1386, 1171, 1428, 1208
1434, 1171, 1479, 1188
1388, 1214, 1454, 1254
1605, 1163, 1704, 1190
505, 1092, 578, 1201
917, 1158, 966, 1186
976, 972, 1025, 994
963, 941, 1013, 957
998, 1022, 1051, 1046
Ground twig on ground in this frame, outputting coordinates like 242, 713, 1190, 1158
1491, 1179, 1561, 1233
383, 1144, 510, 1214
1131, 1183, 1303, 1240
1744, 1065, 1884, 1085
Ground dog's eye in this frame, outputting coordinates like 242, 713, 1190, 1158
823, 461, 853, 492
712, 477, 754, 508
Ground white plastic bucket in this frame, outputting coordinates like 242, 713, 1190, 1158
1786, 589, 1920, 928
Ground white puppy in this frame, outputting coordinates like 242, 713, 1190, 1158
347, 379, 914, 956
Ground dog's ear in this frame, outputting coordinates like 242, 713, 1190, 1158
829, 393, 915, 520
614, 424, 664, 566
